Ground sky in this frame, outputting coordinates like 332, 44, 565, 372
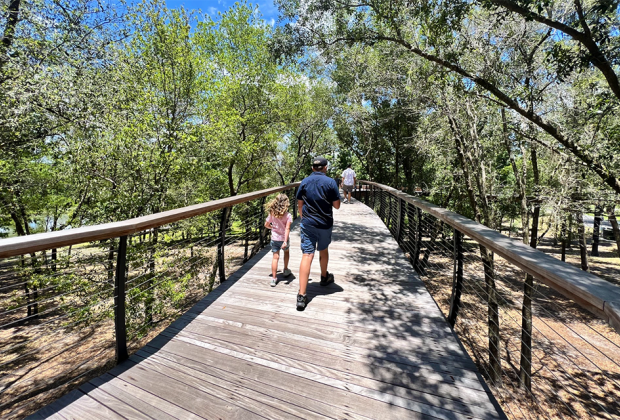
162, 0, 281, 26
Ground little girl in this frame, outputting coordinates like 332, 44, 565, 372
264, 194, 293, 286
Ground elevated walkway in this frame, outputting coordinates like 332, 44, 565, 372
31, 199, 505, 420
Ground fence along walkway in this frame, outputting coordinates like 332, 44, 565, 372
30, 199, 505, 420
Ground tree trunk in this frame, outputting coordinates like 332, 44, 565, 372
567, 214, 573, 249
592, 206, 602, 257
449, 107, 501, 385
561, 220, 567, 262
0, 0, 21, 72
243, 214, 250, 263
607, 205, 620, 259
51, 248, 57, 272
106, 240, 115, 283
145, 228, 158, 325
519, 145, 539, 392
576, 211, 589, 272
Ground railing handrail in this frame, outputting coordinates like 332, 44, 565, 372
361, 180, 620, 333
0, 183, 300, 259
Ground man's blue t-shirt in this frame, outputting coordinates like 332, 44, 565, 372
296, 172, 341, 229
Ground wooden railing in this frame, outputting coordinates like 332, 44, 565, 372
0, 184, 300, 258
0, 183, 299, 419
356, 181, 620, 420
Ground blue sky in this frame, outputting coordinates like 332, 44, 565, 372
163, 0, 281, 26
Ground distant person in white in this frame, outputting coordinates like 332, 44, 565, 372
341, 164, 357, 204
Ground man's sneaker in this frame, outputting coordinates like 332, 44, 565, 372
296, 294, 308, 311
282, 268, 292, 277
270, 277, 277, 287
320, 272, 334, 287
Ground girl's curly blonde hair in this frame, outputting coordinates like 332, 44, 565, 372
266, 194, 290, 218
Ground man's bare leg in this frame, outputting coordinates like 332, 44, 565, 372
319, 248, 329, 277
298, 253, 314, 295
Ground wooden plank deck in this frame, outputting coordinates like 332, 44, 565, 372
30, 199, 506, 420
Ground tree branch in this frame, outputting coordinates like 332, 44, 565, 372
488, 0, 620, 101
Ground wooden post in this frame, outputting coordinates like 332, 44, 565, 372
293, 188, 298, 219
217, 207, 229, 283
114, 235, 128, 364
448, 229, 463, 328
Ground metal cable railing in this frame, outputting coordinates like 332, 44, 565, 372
355, 181, 620, 420
0, 183, 299, 419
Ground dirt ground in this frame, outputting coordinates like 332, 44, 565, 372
0, 238, 253, 419
416, 237, 620, 420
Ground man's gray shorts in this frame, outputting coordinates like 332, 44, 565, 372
343, 184, 354, 193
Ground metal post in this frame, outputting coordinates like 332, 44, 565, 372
259, 197, 266, 248
448, 229, 464, 327
114, 235, 128, 363
218, 207, 229, 283
388, 194, 393, 228
371, 185, 375, 210
396, 198, 404, 244
413, 208, 422, 271
373, 185, 378, 212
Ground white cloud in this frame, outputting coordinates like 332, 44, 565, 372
208, 6, 218, 15
254, 0, 279, 21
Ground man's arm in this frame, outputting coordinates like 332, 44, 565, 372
298, 199, 303, 218
332, 179, 341, 209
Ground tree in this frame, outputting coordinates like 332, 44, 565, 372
275, 0, 620, 195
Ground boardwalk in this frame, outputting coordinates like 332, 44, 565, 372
30, 199, 505, 420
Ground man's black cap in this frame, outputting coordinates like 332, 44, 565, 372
312, 156, 328, 167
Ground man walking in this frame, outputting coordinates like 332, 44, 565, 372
341, 164, 357, 204
295, 156, 341, 311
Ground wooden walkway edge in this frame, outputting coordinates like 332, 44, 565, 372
29, 199, 506, 420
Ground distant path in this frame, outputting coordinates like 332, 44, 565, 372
31, 198, 506, 420
582, 215, 612, 230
